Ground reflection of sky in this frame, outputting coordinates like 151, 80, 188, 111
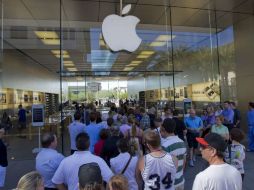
89, 26, 234, 71
89, 28, 117, 74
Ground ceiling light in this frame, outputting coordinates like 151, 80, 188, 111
131, 61, 142, 64
150, 41, 167, 47
67, 68, 77, 71
55, 54, 70, 58
64, 63, 75, 67
124, 67, 134, 71
64, 61, 74, 64
41, 39, 60, 45
51, 50, 68, 55
137, 55, 150, 59
156, 35, 176, 41
34, 31, 59, 39
140, 51, 154, 55
129, 63, 139, 66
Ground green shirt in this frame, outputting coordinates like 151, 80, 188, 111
211, 124, 229, 137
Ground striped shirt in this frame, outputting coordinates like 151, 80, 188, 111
162, 136, 186, 187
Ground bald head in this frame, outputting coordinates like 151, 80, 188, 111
41, 133, 57, 149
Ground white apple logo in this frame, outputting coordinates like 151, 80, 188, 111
102, 4, 142, 52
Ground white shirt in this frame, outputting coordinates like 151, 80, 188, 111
192, 163, 242, 190
110, 152, 138, 190
142, 153, 176, 190
36, 148, 64, 188
52, 151, 113, 190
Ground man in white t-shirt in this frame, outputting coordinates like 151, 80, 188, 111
52, 132, 113, 190
193, 133, 242, 190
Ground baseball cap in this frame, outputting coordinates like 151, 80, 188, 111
196, 133, 227, 152
78, 163, 102, 187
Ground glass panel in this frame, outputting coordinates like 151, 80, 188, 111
171, 7, 220, 112
1, 0, 61, 165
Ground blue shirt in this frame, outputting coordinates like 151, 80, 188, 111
222, 108, 234, 124
68, 121, 86, 150
184, 116, 203, 129
36, 148, 64, 188
247, 109, 254, 127
18, 108, 26, 122
84, 122, 102, 153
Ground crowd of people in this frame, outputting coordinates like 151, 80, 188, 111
0, 100, 254, 190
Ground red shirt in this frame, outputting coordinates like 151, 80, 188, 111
94, 139, 105, 156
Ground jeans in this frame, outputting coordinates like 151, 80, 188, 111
0, 166, 6, 187
248, 126, 254, 150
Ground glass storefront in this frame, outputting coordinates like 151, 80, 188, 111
0, 0, 253, 188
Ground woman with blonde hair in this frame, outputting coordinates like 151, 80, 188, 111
107, 175, 128, 190
124, 117, 143, 156
16, 171, 44, 190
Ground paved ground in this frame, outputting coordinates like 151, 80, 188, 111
2, 133, 254, 190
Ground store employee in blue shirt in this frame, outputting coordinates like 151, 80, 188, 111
247, 102, 254, 152
36, 133, 64, 190
221, 101, 234, 130
184, 109, 203, 167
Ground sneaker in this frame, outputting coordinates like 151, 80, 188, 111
189, 160, 194, 167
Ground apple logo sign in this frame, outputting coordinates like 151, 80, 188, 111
102, 4, 142, 52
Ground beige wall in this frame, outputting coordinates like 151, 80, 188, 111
234, 15, 254, 131
2, 50, 60, 94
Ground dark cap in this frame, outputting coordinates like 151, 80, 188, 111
196, 133, 227, 152
78, 162, 103, 187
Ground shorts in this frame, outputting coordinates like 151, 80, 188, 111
187, 132, 199, 149
0, 166, 6, 187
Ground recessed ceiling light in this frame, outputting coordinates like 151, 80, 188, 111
129, 63, 139, 66
150, 41, 167, 47
55, 54, 70, 58
63, 61, 74, 64
41, 39, 60, 45
137, 55, 150, 59
34, 31, 59, 39
67, 68, 77, 71
131, 61, 142, 64
156, 35, 176, 41
51, 50, 68, 55
140, 51, 154, 55
64, 63, 75, 67
124, 67, 134, 71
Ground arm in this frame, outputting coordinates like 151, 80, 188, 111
135, 156, 144, 190
56, 184, 68, 190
